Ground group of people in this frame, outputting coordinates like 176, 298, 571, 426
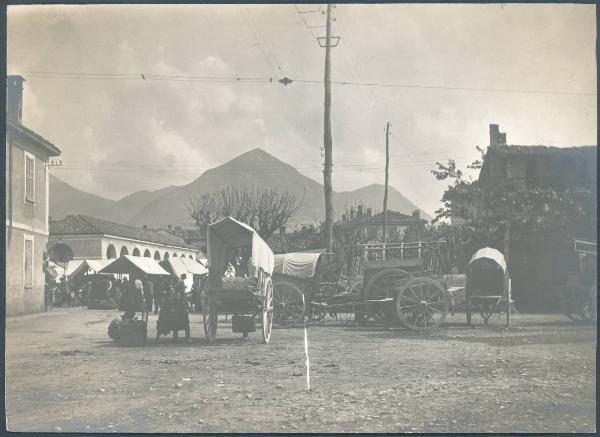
116, 274, 181, 318
45, 272, 204, 312
44, 275, 83, 309
120, 273, 196, 341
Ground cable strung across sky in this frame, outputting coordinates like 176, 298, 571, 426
21, 70, 596, 97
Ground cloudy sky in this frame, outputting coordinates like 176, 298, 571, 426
7, 3, 596, 216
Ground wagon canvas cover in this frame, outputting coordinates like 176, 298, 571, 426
208, 217, 274, 288
468, 247, 507, 271
273, 252, 321, 279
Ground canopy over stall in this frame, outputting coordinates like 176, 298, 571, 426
208, 217, 274, 289
100, 255, 170, 277
468, 247, 507, 271
160, 257, 207, 276
70, 259, 113, 281
273, 252, 322, 279
160, 257, 208, 291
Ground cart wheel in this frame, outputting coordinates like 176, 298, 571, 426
273, 280, 306, 328
364, 268, 411, 323
262, 277, 274, 344
396, 277, 449, 331
203, 296, 217, 342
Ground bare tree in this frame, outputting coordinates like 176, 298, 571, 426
256, 189, 301, 239
186, 193, 221, 229
187, 187, 302, 240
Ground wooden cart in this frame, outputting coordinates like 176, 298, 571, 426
273, 240, 452, 332
202, 217, 275, 343
465, 247, 512, 326
560, 239, 597, 322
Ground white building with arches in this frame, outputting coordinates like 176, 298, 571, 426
48, 215, 198, 265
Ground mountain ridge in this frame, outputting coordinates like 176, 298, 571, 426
50, 148, 432, 227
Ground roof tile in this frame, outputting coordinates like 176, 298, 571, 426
50, 215, 195, 249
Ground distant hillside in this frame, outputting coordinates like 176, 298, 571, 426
338, 184, 432, 222
49, 174, 176, 223
50, 148, 431, 229
49, 174, 121, 222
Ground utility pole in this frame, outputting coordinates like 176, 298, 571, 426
323, 2, 334, 253
382, 122, 390, 245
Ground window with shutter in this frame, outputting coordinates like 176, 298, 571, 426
24, 152, 35, 203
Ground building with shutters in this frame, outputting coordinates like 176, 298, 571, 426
6, 75, 61, 316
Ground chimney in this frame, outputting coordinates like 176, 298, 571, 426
412, 210, 420, 218
142, 225, 147, 230
366, 207, 372, 217
357, 205, 363, 216
168, 224, 172, 231
489, 123, 507, 147
6, 75, 25, 125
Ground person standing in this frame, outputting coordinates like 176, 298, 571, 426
122, 276, 143, 320
143, 276, 154, 312
190, 281, 200, 313
176, 274, 187, 297
83, 280, 92, 307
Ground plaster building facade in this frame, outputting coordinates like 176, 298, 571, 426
48, 215, 199, 264
5, 75, 61, 316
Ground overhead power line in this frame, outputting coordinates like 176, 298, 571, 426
51, 156, 476, 176
21, 70, 596, 97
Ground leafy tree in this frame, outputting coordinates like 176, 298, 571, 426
432, 149, 595, 267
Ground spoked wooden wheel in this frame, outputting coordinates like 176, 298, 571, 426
262, 277, 274, 343
364, 269, 412, 323
273, 281, 305, 328
203, 295, 217, 342
396, 277, 449, 331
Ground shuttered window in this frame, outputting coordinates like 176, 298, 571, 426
25, 152, 35, 203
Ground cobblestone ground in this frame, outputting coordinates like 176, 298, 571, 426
5, 308, 596, 433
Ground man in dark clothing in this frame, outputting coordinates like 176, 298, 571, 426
176, 274, 187, 297
156, 288, 190, 341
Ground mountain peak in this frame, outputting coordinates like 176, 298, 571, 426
207, 147, 297, 174
228, 147, 284, 163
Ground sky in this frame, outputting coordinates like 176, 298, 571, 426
7, 3, 597, 217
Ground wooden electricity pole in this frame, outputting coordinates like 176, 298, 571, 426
382, 122, 390, 244
323, 2, 334, 253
